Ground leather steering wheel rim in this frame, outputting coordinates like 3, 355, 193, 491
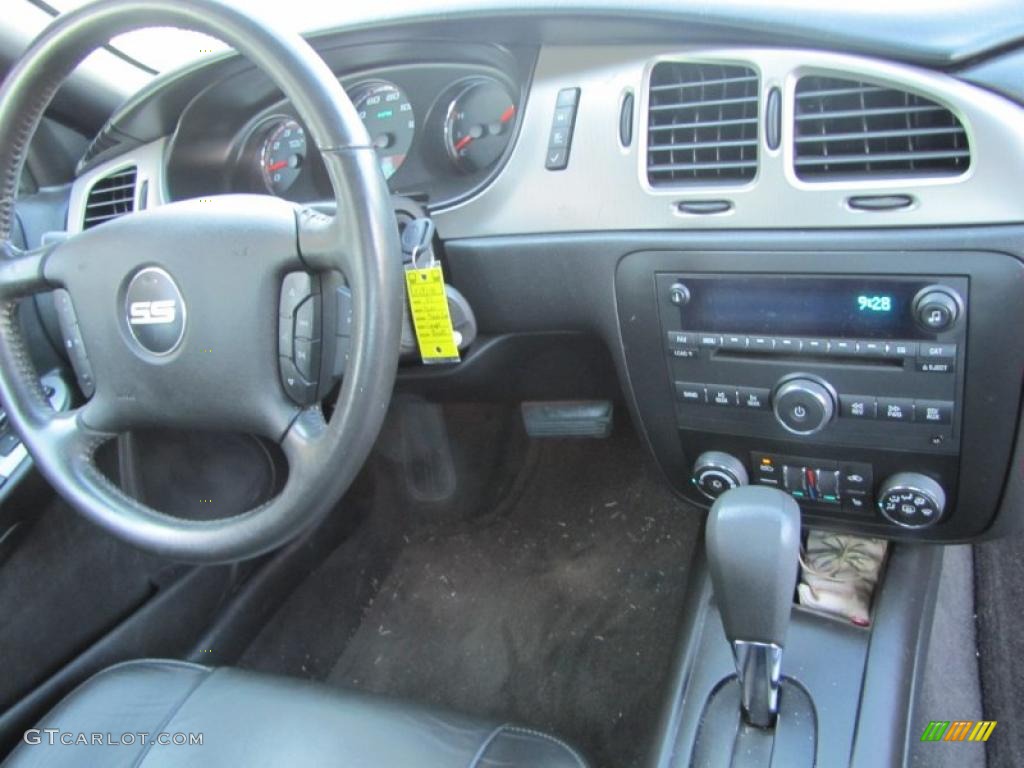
0, 0, 403, 562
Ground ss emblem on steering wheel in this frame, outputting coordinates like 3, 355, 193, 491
124, 267, 187, 356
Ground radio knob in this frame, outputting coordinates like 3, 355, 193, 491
772, 377, 836, 435
692, 451, 748, 500
912, 285, 962, 333
877, 472, 946, 528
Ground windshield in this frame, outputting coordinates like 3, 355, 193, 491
27, 0, 432, 74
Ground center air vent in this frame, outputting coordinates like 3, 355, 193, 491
794, 76, 969, 180
647, 62, 759, 186
83, 166, 137, 229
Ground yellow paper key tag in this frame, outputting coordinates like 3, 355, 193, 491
405, 265, 461, 364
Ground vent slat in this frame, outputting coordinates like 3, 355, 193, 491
795, 104, 948, 122
648, 160, 759, 172
650, 74, 758, 92
794, 125, 966, 144
795, 149, 971, 167
648, 117, 758, 133
793, 76, 969, 180
650, 138, 760, 152
647, 62, 759, 186
650, 95, 759, 112
82, 167, 137, 229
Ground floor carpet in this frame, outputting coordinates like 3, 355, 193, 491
240, 406, 703, 767
974, 530, 1024, 768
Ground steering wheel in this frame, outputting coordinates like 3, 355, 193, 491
0, 0, 403, 562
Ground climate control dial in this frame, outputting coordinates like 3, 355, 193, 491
692, 451, 749, 500
877, 472, 946, 528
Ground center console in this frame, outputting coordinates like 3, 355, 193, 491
616, 249, 1024, 541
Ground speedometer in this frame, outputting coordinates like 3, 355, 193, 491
351, 81, 415, 180
259, 119, 306, 195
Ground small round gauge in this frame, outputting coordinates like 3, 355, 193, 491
260, 119, 307, 195
444, 78, 516, 173
351, 81, 415, 180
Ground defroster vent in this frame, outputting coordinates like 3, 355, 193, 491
647, 62, 759, 186
794, 76, 969, 180
83, 166, 137, 229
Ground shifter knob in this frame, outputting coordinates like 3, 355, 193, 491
706, 485, 801, 727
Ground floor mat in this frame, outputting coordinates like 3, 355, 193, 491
974, 531, 1024, 768
241, 407, 703, 767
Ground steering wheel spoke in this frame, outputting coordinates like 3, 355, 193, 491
0, 240, 59, 299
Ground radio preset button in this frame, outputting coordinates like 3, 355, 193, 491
879, 397, 914, 422
698, 333, 722, 348
840, 395, 877, 420
776, 337, 802, 354
748, 336, 775, 352
721, 334, 749, 350
828, 339, 857, 356
708, 385, 737, 407
738, 387, 770, 410
857, 340, 886, 357
801, 339, 829, 355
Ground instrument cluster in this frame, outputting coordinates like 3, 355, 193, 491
229, 69, 519, 204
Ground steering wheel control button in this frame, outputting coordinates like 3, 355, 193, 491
877, 472, 946, 528
913, 285, 962, 333
691, 451, 748, 501
772, 377, 835, 435
53, 289, 96, 397
280, 357, 317, 404
279, 272, 323, 405
124, 267, 186, 356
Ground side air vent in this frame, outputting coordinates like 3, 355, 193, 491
646, 61, 759, 186
83, 166, 137, 229
794, 76, 970, 180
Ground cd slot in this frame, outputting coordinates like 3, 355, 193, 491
711, 349, 905, 369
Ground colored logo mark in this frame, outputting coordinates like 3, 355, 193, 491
920, 721, 997, 742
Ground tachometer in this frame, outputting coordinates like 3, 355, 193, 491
444, 78, 516, 173
260, 119, 307, 195
351, 81, 415, 180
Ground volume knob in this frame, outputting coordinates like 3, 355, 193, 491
772, 377, 836, 436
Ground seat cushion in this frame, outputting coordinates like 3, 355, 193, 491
3, 659, 587, 768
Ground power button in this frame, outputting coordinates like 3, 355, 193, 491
773, 377, 836, 435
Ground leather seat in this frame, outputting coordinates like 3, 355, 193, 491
3, 660, 588, 767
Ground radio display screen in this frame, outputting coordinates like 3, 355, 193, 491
667, 275, 936, 338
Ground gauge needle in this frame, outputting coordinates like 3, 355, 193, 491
453, 135, 474, 152
454, 106, 515, 153
266, 159, 289, 172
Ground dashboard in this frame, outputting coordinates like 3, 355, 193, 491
55, 10, 1024, 545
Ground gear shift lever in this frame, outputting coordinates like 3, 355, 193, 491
706, 485, 800, 728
